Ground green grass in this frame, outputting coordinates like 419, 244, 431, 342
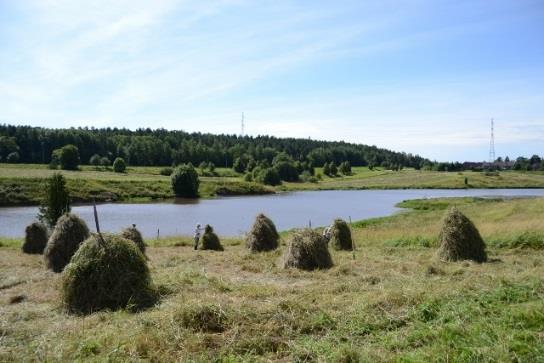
1, 164, 544, 206
1, 197, 543, 361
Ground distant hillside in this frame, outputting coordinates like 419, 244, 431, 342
0, 124, 427, 168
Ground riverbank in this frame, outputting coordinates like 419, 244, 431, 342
1, 197, 543, 361
1, 163, 544, 206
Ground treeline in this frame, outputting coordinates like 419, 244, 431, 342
0, 124, 426, 168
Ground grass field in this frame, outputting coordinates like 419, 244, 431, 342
1, 163, 544, 206
1, 197, 543, 362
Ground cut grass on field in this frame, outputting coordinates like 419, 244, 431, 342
1, 197, 543, 361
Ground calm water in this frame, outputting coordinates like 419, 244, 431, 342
1, 189, 543, 238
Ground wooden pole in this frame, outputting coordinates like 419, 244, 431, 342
93, 199, 105, 245
349, 215, 355, 259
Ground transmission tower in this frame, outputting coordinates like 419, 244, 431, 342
240, 112, 245, 137
488, 118, 495, 163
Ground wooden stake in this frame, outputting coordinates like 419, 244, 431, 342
93, 199, 105, 245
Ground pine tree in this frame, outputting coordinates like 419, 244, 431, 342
38, 172, 71, 228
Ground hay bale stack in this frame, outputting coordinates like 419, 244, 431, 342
61, 234, 157, 314
44, 213, 90, 272
120, 225, 146, 254
330, 219, 353, 250
437, 207, 487, 262
246, 213, 279, 252
22, 222, 48, 254
283, 229, 333, 270
198, 225, 224, 251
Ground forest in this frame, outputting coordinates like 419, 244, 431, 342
0, 124, 426, 169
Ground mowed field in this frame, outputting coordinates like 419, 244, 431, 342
1, 163, 544, 206
1, 197, 543, 362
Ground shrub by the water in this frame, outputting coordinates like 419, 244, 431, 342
160, 167, 173, 176
38, 172, 71, 228
198, 225, 223, 251
61, 234, 157, 314
329, 219, 353, 250
22, 222, 48, 254
283, 229, 333, 270
171, 163, 200, 198
113, 157, 126, 173
54, 144, 80, 170
246, 213, 279, 252
120, 225, 146, 254
437, 207, 487, 262
44, 213, 90, 272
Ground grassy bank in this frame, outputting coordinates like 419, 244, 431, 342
2, 163, 544, 206
1, 197, 543, 362
0, 164, 272, 205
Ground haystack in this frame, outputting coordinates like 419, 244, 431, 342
330, 219, 353, 250
246, 213, 279, 252
44, 213, 90, 272
22, 222, 48, 254
61, 234, 157, 314
437, 207, 487, 262
120, 225, 146, 254
198, 225, 224, 251
283, 229, 333, 270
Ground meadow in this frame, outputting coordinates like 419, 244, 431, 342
1, 163, 544, 206
0, 197, 543, 362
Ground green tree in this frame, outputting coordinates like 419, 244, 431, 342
339, 161, 351, 175
54, 144, 80, 170
38, 172, 71, 228
6, 152, 20, 163
323, 162, 331, 176
113, 157, 126, 173
256, 167, 281, 186
89, 154, 101, 168
171, 163, 199, 197
233, 157, 246, 173
329, 162, 338, 176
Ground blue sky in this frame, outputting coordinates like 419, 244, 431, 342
0, 0, 543, 161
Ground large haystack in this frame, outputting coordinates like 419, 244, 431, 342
61, 234, 157, 314
246, 213, 279, 252
330, 219, 353, 251
22, 222, 48, 254
44, 213, 90, 272
283, 229, 333, 270
437, 207, 487, 262
120, 225, 146, 254
198, 225, 224, 251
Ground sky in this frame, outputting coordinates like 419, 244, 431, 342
0, 0, 543, 162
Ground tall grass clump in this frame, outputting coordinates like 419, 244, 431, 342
44, 213, 90, 272
61, 234, 157, 314
283, 229, 333, 270
198, 225, 224, 251
246, 213, 279, 252
120, 225, 146, 254
329, 218, 353, 250
437, 207, 487, 262
22, 222, 48, 254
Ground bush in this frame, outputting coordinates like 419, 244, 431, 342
437, 207, 487, 262
274, 161, 299, 182
38, 172, 71, 228
171, 164, 200, 198
100, 156, 110, 167
61, 234, 157, 314
329, 162, 338, 176
89, 154, 101, 168
160, 167, 173, 176
120, 225, 146, 254
6, 152, 19, 163
44, 213, 90, 272
22, 222, 48, 254
54, 144, 80, 170
256, 167, 281, 186
246, 213, 279, 252
283, 229, 333, 270
329, 219, 353, 250
244, 172, 253, 182
198, 225, 223, 251
113, 157, 126, 173
323, 162, 331, 176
